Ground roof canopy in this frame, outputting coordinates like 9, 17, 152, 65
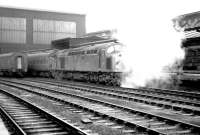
173, 11, 200, 32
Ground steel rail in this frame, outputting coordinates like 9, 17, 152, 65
23, 79, 200, 115
0, 87, 89, 135
0, 79, 200, 134
0, 105, 26, 135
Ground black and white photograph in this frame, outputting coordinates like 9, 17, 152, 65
0, 0, 200, 134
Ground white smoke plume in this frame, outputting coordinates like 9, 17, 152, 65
116, 24, 184, 88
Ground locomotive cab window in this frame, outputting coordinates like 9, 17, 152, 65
106, 45, 122, 54
114, 45, 122, 53
106, 46, 115, 54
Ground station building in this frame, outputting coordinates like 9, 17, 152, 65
0, 7, 86, 53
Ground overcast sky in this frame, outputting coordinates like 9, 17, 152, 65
1, 0, 199, 86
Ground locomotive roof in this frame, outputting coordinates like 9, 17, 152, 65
27, 49, 57, 56
51, 30, 117, 50
22, 48, 55, 53
57, 41, 121, 54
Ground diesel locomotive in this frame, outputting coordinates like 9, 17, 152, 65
27, 40, 124, 86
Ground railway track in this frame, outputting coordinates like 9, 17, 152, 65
31, 78, 200, 98
22, 78, 200, 116
25, 78, 200, 102
0, 86, 89, 135
0, 78, 199, 134
0, 80, 158, 135
140, 87, 200, 101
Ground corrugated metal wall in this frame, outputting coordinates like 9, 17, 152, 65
0, 17, 26, 43
33, 19, 76, 44
0, 7, 85, 53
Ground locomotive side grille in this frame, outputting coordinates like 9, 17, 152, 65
106, 57, 112, 70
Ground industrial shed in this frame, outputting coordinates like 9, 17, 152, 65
0, 6, 86, 53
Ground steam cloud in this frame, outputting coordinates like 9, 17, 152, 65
116, 28, 184, 88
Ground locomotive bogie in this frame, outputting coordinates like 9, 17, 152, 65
50, 70, 121, 86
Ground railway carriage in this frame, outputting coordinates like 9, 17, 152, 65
0, 52, 28, 76
27, 49, 57, 77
